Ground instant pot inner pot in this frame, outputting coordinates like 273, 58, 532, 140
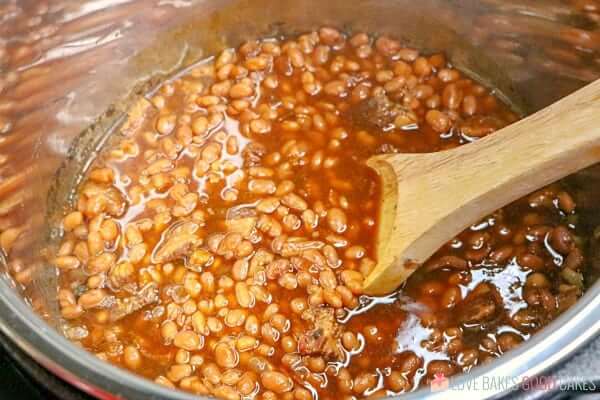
1, 0, 599, 399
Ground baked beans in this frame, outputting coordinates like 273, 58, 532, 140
54, 28, 585, 399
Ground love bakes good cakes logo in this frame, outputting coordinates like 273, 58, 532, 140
430, 374, 599, 393
430, 373, 449, 392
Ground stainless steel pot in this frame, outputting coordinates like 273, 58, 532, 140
1, 0, 599, 399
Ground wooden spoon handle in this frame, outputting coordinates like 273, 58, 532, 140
422, 79, 600, 221
442, 79, 600, 192
363, 79, 600, 295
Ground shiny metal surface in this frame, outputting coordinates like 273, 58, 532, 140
0, 0, 599, 399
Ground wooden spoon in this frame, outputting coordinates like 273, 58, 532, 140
363, 79, 600, 295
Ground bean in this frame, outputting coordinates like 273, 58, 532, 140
281, 336, 297, 353
53, 256, 80, 270
78, 289, 107, 310
413, 57, 432, 76
497, 332, 522, 353
257, 197, 280, 214
237, 372, 258, 395
327, 208, 347, 233
301, 209, 319, 230
167, 364, 192, 382
337, 285, 358, 308
202, 142, 222, 163
248, 179, 276, 195
375, 70, 394, 83
87, 231, 104, 256
323, 290, 342, 308
425, 255, 467, 271
191, 311, 208, 335
463, 95, 477, 116
458, 348, 479, 367
319, 269, 338, 290
345, 245, 365, 259
89, 168, 114, 183
192, 117, 208, 136
387, 371, 409, 392
440, 286, 462, 308
245, 315, 260, 336
250, 118, 272, 134
489, 245, 514, 264
202, 363, 222, 385
235, 282, 255, 308
156, 115, 176, 135
161, 321, 178, 343
399, 353, 421, 375
281, 193, 307, 211
276, 180, 295, 196
337, 369, 353, 393
288, 48, 305, 68
236, 336, 259, 352
526, 272, 550, 288
557, 191, 576, 213
63, 211, 83, 231
442, 83, 464, 110
100, 219, 119, 242
322, 245, 341, 268
342, 331, 359, 351
375, 36, 400, 56
261, 371, 293, 393
123, 346, 142, 369
561, 267, 584, 287
208, 317, 224, 333
174, 331, 201, 351
215, 343, 239, 368
232, 259, 249, 281
213, 385, 240, 400
427, 360, 455, 377
517, 253, 545, 270
246, 56, 268, 71
278, 273, 298, 290
550, 226, 574, 254
225, 309, 247, 327
319, 27, 342, 45
324, 80, 347, 97
353, 372, 377, 394
426, 110, 451, 133
282, 214, 301, 231
290, 298, 308, 314
234, 240, 253, 258
61, 305, 84, 320
230, 82, 254, 99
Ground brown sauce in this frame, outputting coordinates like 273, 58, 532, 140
53, 28, 585, 399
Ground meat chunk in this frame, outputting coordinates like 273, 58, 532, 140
458, 115, 505, 138
349, 92, 414, 132
458, 283, 504, 325
152, 221, 201, 263
298, 307, 344, 361
460, 296, 496, 324
281, 240, 325, 257
109, 283, 159, 321
80, 182, 127, 217
242, 142, 267, 166
226, 216, 257, 238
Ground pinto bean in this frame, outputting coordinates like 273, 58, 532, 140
550, 226, 574, 254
